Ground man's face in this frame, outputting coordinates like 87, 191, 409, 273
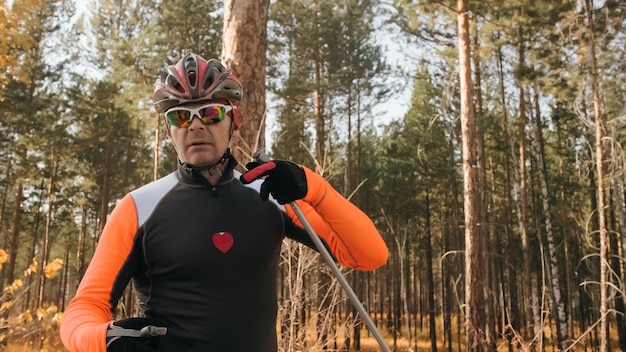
165, 100, 234, 167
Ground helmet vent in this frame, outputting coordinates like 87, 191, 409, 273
165, 74, 185, 93
188, 71, 197, 88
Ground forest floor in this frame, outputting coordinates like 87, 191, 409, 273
5, 335, 624, 351
3, 325, 623, 351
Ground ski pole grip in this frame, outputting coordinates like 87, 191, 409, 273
252, 150, 271, 164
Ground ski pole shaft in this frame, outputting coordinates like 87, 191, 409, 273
253, 151, 391, 352
290, 203, 391, 352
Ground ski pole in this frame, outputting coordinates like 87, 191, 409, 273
253, 150, 391, 352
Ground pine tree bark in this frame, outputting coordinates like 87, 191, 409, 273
585, 0, 609, 351
222, 0, 269, 164
457, 1, 487, 350
472, 25, 496, 350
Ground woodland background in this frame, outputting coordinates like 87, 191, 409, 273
0, 0, 625, 351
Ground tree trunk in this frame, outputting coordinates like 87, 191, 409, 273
531, 91, 570, 349
472, 24, 496, 350
457, 1, 487, 350
313, 61, 325, 167
345, 82, 353, 198
612, 178, 626, 350
389, 221, 411, 352
153, 116, 161, 180
38, 150, 57, 308
351, 271, 362, 351
4, 179, 23, 288
447, 128, 463, 352
97, 143, 112, 238
514, 27, 542, 348
77, 206, 88, 280
222, 0, 269, 164
425, 193, 437, 352
59, 233, 71, 308
501, 90, 520, 350
496, 43, 522, 344
584, 0, 608, 351
26, 178, 45, 311
0, 168, 10, 251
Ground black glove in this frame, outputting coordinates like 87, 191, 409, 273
106, 317, 167, 352
240, 160, 308, 204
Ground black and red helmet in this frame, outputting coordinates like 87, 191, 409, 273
153, 53, 243, 127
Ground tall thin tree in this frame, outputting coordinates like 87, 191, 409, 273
584, 0, 609, 351
222, 0, 270, 164
457, 0, 487, 350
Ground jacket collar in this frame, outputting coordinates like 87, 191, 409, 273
176, 155, 238, 186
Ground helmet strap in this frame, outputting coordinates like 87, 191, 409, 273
179, 147, 231, 178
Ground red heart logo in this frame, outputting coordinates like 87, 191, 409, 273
212, 232, 234, 253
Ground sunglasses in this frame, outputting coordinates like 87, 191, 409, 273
165, 103, 234, 128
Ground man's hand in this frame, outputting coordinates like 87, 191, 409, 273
106, 317, 167, 352
240, 160, 308, 204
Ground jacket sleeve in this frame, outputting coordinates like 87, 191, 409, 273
60, 194, 139, 352
285, 166, 388, 271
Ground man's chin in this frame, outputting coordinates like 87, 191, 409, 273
184, 149, 219, 165
185, 152, 225, 166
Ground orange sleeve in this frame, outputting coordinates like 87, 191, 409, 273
60, 194, 139, 352
286, 167, 388, 271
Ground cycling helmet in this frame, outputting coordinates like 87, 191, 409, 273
153, 53, 243, 128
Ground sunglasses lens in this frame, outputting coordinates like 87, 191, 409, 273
199, 106, 226, 125
166, 109, 192, 127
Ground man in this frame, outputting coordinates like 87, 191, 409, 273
60, 53, 388, 352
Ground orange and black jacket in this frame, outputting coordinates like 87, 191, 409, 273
60, 158, 388, 352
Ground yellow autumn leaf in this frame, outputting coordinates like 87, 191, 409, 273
23, 310, 33, 323
44, 258, 63, 278
36, 307, 47, 320
0, 249, 8, 270
46, 304, 58, 314
24, 258, 37, 276
4, 279, 22, 294
0, 302, 11, 312
53, 312, 63, 324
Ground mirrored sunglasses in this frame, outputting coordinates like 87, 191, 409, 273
165, 103, 234, 128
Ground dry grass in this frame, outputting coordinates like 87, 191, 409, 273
4, 317, 625, 352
